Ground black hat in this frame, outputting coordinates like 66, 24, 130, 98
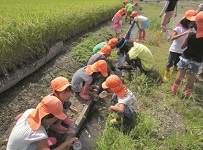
116, 37, 126, 49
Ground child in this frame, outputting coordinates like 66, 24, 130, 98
112, 8, 126, 39
92, 38, 118, 55
102, 74, 139, 123
116, 37, 154, 74
49, 77, 78, 134
88, 44, 115, 74
124, 1, 133, 24
7, 91, 78, 149
163, 10, 196, 81
171, 11, 203, 98
160, 0, 178, 32
71, 60, 108, 100
130, 11, 150, 42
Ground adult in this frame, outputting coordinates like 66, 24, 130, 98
159, 0, 178, 32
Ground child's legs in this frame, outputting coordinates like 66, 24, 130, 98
118, 105, 135, 119
134, 58, 145, 73
185, 60, 201, 88
173, 53, 182, 67
174, 69, 186, 85
161, 11, 174, 32
166, 52, 181, 72
114, 28, 121, 39
174, 58, 190, 85
117, 51, 125, 67
63, 100, 73, 113
186, 74, 196, 89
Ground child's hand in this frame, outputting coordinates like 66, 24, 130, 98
65, 137, 78, 146
70, 107, 78, 115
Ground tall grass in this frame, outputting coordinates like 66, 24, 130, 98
0, 0, 123, 76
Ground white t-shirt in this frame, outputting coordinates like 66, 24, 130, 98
117, 89, 139, 112
134, 15, 148, 22
7, 109, 48, 150
169, 26, 195, 54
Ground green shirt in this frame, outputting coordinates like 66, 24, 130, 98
125, 3, 133, 12
128, 42, 154, 71
92, 42, 106, 54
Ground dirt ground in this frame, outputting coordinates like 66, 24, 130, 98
0, 37, 86, 149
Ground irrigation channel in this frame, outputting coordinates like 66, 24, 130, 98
69, 23, 136, 150
0, 19, 133, 149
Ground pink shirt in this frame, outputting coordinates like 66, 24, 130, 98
112, 14, 122, 29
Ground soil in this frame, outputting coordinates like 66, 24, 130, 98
0, 35, 86, 149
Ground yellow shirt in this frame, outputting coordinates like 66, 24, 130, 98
128, 42, 154, 71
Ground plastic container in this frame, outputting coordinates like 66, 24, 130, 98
99, 91, 108, 98
73, 140, 82, 150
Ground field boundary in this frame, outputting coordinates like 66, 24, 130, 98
0, 41, 63, 94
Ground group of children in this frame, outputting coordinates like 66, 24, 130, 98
6, 1, 203, 149
112, 0, 149, 42
162, 6, 203, 98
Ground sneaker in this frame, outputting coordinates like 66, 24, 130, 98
47, 137, 57, 147
62, 118, 72, 126
79, 91, 91, 100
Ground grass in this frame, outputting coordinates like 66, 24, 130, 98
0, 0, 123, 76
70, 1, 203, 149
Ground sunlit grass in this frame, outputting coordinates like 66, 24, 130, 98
0, 0, 123, 75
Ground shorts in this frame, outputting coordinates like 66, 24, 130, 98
141, 19, 150, 29
112, 94, 135, 119
166, 51, 182, 67
63, 100, 73, 113
177, 57, 202, 74
114, 27, 121, 34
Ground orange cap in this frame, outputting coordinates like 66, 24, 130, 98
102, 75, 127, 98
98, 44, 112, 55
191, 11, 203, 38
51, 77, 71, 91
133, 2, 138, 6
86, 60, 108, 77
123, 0, 128, 5
27, 96, 67, 131
131, 11, 139, 17
107, 38, 118, 47
116, 8, 126, 18
182, 10, 197, 21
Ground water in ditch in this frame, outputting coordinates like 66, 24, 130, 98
75, 98, 110, 150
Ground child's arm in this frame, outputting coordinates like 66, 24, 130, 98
83, 84, 99, 97
15, 113, 23, 121
69, 106, 78, 115
181, 33, 189, 49
109, 103, 125, 113
159, 1, 169, 17
170, 30, 190, 41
